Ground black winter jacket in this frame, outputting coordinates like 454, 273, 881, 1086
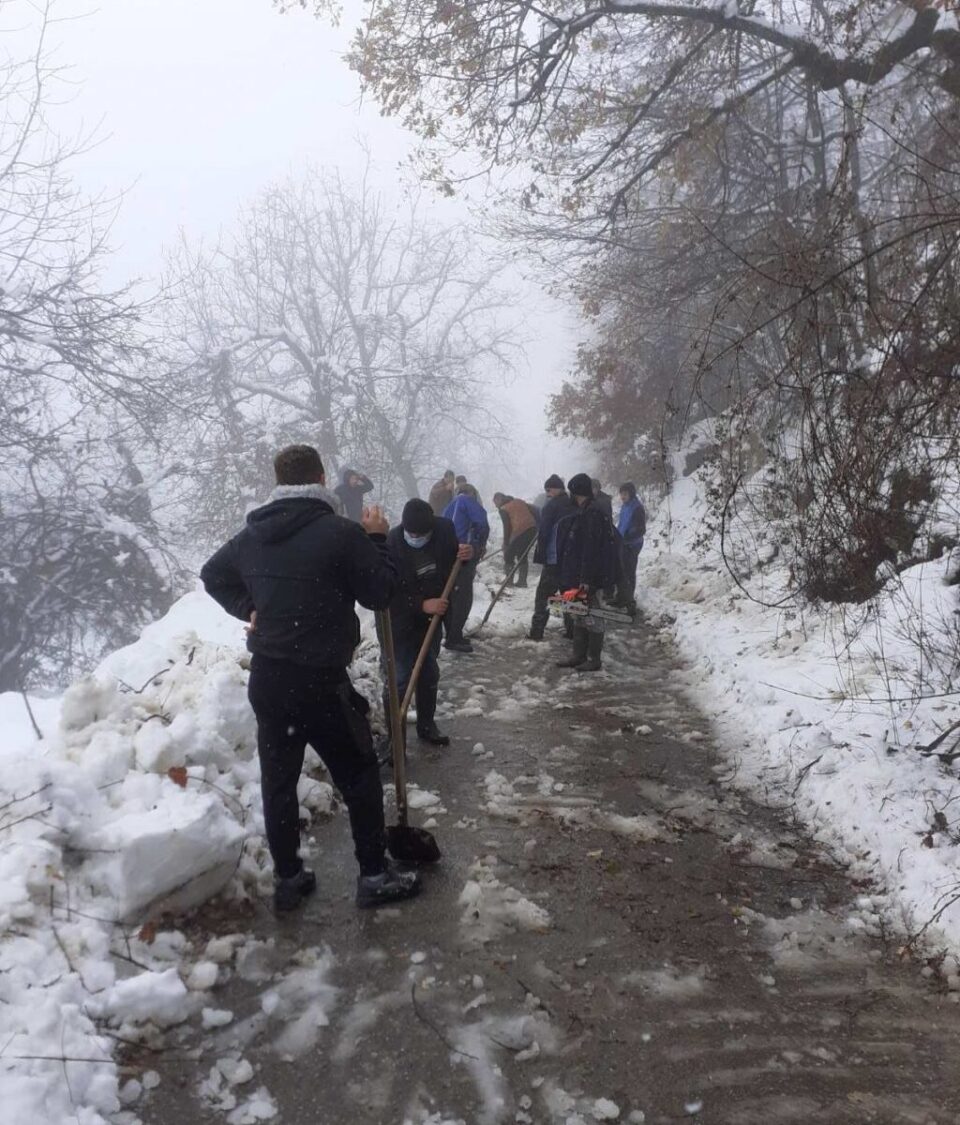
334, 469, 374, 522
533, 492, 577, 565
200, 494, 396, 669
557, 499, 621, 591
385, 519, 459, 634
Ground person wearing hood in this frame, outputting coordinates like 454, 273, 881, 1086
384, 500, 473, 746
555, 472, 621, 672
442, 484, 489, 652
428, 470, 456, 516
200, 444, 420, 913
334, 467, 374, 522
492, 492, 539, 588
527, 474, 577, 640
591, 478, 614, 521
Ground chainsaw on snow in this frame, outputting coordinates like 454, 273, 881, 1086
548, 588, 636, 628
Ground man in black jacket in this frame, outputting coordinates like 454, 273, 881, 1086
556, 473, 621, 672
528, 474, 577, 641
200, 444, 420, 913
334, 467, 375, 522
384, 500, 472, 747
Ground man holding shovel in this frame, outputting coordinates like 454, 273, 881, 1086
200, 444, 421, 913
384, 499, 473, 746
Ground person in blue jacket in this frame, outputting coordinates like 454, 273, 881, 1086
616, 481, 646, 612
442, 483, 489, 652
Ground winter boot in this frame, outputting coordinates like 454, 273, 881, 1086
556, 630, 589, 669
416, 685, 450, 746
580, 631, 604, 672
444, 638, 474, 653
356, 862, 422, 909
273, 865, 317, 912
526, 629, 545, 641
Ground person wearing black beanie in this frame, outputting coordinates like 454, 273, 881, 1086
554, 473, 621, 672
383, 499, 471, 746
567, 473, 594, 499
528, 474, 577, 640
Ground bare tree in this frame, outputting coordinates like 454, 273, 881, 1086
0, 3, 181, 690
170, 167, 518, 539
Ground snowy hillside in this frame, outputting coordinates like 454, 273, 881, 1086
642, 437, 960, 960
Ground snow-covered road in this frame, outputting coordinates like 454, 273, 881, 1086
132, 591, 960, 1125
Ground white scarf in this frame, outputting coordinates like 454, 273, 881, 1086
268, 483, 343, 514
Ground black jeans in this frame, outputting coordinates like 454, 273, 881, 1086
247, 656, 386, 879
505, 527, 537, 587
620, 542, 642, 603
446, 558, 477, 644
531, 564, 561, 635
382, 621, 441, 732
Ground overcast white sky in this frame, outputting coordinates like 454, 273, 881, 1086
37, 0, 590, 496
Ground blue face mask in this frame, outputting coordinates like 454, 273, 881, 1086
404, 530, 432, 548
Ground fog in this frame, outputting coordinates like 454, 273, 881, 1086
53, 0, 586, 500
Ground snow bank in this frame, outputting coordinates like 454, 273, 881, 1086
0, 589, 366, 1124
642, 433, 960, 956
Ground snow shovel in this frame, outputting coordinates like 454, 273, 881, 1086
469, 536, 536, 639
377, 609, 441, 865
400, 557, 463, 722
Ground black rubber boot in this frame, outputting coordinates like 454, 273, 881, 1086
356, 861, 422, 909
273, 865, 317, 912
580, 631, 604, 672
416, 686, 450, 746
557, 630, 589, 669
526, 630, 545, 641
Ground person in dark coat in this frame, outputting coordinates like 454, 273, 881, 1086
428, 470, 456, 516
200, 444, 420, 913
591, 478, 614, 521
442, 485, 489, 652
616, 482, 646, 611
556, 472, 621, 672
492, 492, 539, 588
334, 467, 374, 522
528, 474, 577, 640
384, 500, 472, 746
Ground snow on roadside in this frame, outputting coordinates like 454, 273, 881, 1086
0, 590, 378, 1124
641, 437, 960, 959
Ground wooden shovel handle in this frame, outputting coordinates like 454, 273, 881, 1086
400, 556, 464, 722
377, 610, 408, 827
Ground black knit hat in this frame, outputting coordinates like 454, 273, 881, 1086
544, 473, 564, 490
402, 499, 435, 535
568, 473, 594, 498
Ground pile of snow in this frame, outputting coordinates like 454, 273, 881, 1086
0, 590, 373, 1124
458, 855, 552, 944
642, 428, 960, 955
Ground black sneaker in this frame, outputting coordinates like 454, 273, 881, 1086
417, 723, 450, 747
444, 639, 474, 653
356, 863, 422, 909
273, 866, 317, 912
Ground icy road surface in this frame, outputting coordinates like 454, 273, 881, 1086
140, 593, 960, 1125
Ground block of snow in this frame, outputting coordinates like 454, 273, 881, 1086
91, 969, 192, 1027
202, 1008, 235, 1029
86, 790, 246, 919
187, 961, 220, 991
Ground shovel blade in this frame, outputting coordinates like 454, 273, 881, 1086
387, 824, 441, 866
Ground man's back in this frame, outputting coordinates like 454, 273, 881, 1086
201, 490, 395, 669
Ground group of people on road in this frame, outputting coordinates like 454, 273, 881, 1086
200, 445, 645, 915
